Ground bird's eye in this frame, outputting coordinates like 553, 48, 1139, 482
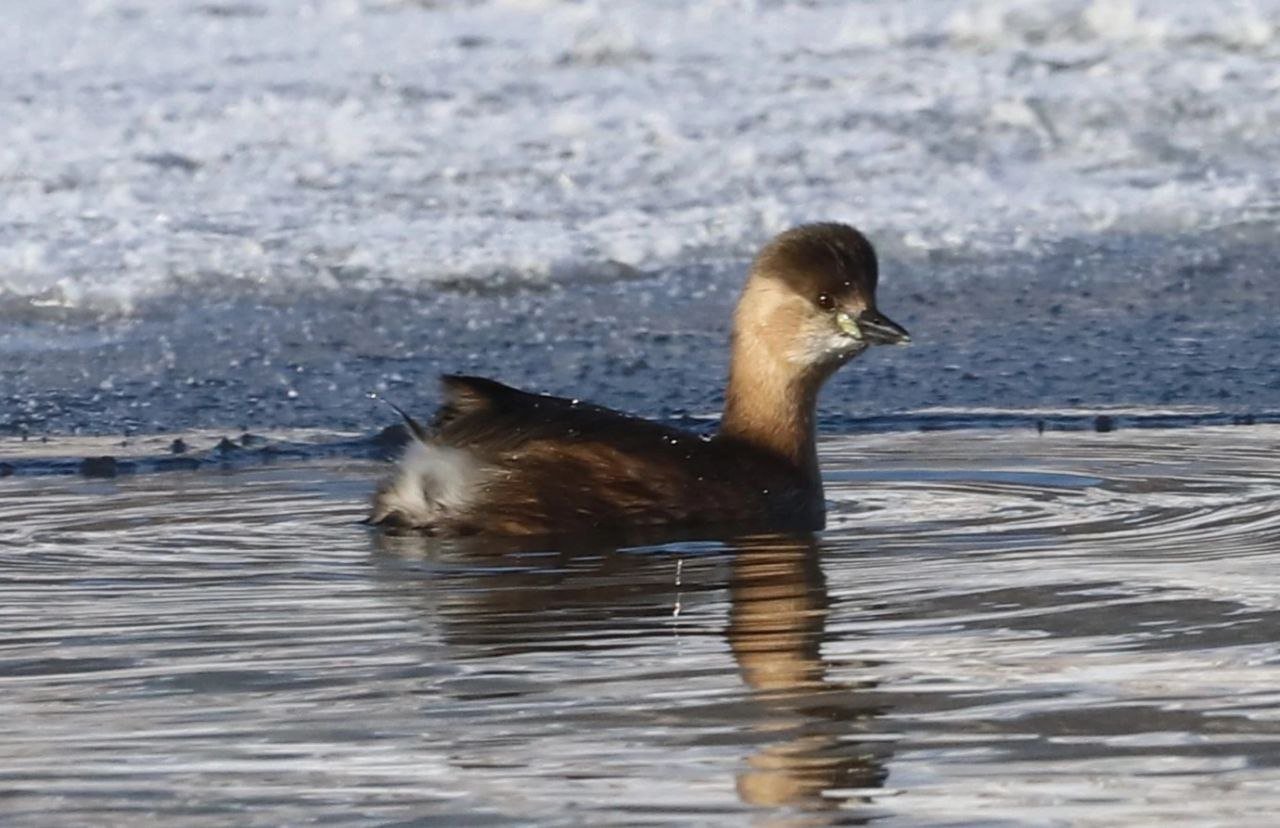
816, 293, 835, 311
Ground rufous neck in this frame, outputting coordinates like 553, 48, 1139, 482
718, 339, 823, 487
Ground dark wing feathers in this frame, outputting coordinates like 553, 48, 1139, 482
433, 375, 689, 455
431, 374, 509, 431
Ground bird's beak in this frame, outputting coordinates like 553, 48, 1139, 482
836, 308, 911, 345
859, 308, 911, 345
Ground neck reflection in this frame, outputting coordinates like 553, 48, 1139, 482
728, 536, 889, 811
372, 530, 890, 813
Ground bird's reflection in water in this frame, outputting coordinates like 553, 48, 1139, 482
373, 530, 890, 815
728, 539, 889, 812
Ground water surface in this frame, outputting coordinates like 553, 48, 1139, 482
4, 427, 1280, 825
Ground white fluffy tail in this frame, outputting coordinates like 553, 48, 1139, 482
369, 441, 482, 529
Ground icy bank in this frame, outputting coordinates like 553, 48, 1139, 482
2, 0, 1278, 313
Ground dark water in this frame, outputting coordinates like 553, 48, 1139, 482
4, 227, 1280, 440
4, 427, 1280, 825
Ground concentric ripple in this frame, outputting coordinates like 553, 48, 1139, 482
3, 426, 1280, 825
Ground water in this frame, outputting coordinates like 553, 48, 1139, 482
4, 428, 1280, 825
5, 227, 1280, 438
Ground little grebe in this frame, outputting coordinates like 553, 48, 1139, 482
370, 223, 909, 536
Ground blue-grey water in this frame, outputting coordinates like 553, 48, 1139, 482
5, 429, 1280, 825
4, 0, 1280, 824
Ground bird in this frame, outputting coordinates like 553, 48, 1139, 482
369, 222, 909, 537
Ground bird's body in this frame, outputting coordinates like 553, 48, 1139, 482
370, 375, 820, 536
370, 223, 909, 537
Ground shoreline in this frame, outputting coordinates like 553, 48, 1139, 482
4, 416, 1278, 481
